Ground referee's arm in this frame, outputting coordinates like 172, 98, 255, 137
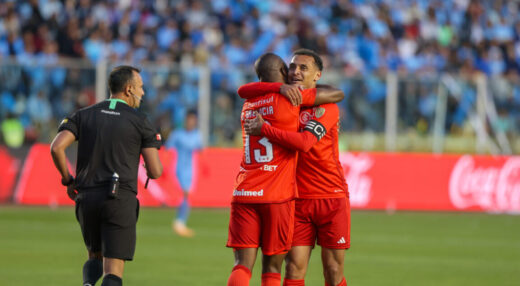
141, 147, 163, 179
50, 130, 76, 183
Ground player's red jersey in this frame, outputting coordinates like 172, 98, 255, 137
233, 83, 316, 203
296, 103, 348, 199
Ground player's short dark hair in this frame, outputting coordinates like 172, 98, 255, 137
186, 109, 198, 117
108, 65, 141, 94
293, 48, 323, 71
254, 53, 288, 82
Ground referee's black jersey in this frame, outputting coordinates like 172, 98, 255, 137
58, 99, 162, 194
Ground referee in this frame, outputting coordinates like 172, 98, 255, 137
50, 65, 163, 286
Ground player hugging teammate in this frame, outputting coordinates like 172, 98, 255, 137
226, 49, 350, 286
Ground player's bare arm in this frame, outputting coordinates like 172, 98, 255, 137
50, 130, 77, 200
141, 147, 163, 179
244, 112, 318, 153
279, 83, 344, 106
237, 82, 343, 106
314, 84, 344, 105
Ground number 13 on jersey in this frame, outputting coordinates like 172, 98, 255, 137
244, 135, 273, 164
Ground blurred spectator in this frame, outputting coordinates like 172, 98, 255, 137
0, 0, 519, 147
1, 113, 24, 148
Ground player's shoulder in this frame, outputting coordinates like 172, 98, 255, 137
315, 103, 339, 116
300, 103, 338, 114
317, 103, 339, 111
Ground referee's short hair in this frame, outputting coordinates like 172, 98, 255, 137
293, 49, 323, 71
109, 65, 141, 94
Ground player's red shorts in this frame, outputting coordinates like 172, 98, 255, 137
227, 200, 295, 255
292, 197, 350, 249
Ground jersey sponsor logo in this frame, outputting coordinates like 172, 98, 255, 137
304, 120, 326, 140
315, 107, 326, 118
101, 109, 121, 116
337, 237, 346, 244
262, 164, 278, 171
449, 156, 520, 212
300, 111, 313, 125
247, 95, 274, 108
233, 189, 264, 197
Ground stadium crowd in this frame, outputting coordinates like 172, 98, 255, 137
1, 0, 519, 147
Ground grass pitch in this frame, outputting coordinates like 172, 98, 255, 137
0, 206, 518, 285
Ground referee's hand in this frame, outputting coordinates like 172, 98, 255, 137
66, 185, 77, 201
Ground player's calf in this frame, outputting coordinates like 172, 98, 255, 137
321, 248, 345, 286
261, 253, 285, 285
285, 246, 312, 280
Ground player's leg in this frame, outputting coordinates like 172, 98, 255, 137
173, 189, 194, 237
284, 246, 313, 284
260, 201, 295, 286
227, 203, 261, 286
228, 247, 257, 286
261, 253, 286, 286
284, 199, 315, 286
321, 248, 346, 286
316, 197, 350, 286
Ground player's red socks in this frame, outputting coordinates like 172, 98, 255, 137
261, 272, 281, 286
283, 278, 305, 286
325, 277, 347, 286
227, 265, 252, 286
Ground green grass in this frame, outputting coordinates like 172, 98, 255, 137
0, 206, 519, 285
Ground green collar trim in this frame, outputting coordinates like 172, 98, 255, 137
107, 98, 128, 110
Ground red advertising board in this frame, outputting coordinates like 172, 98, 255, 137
341, 153, 520, 213
0, 146, 19, 202
13, 144, 242, 207
11, 144, 520, 213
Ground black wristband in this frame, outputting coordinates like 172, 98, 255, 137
61, 176, 74, 186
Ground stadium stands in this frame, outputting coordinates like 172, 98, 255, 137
0, 0, 519, 151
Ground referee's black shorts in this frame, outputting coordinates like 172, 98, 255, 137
75, 189, 140, 260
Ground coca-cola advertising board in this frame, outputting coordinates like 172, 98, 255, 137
341, 153, 520, 213
10, 144, 520, 213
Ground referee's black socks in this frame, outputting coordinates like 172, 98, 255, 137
101, 274, 122, 286
83, 258, 103, 286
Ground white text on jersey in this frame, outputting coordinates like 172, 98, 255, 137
233, 189, 264, 197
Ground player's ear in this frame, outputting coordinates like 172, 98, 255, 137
281, 64, 288, 80
314, 70, 322, 82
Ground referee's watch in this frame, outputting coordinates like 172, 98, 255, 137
61, 176, 74, 186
